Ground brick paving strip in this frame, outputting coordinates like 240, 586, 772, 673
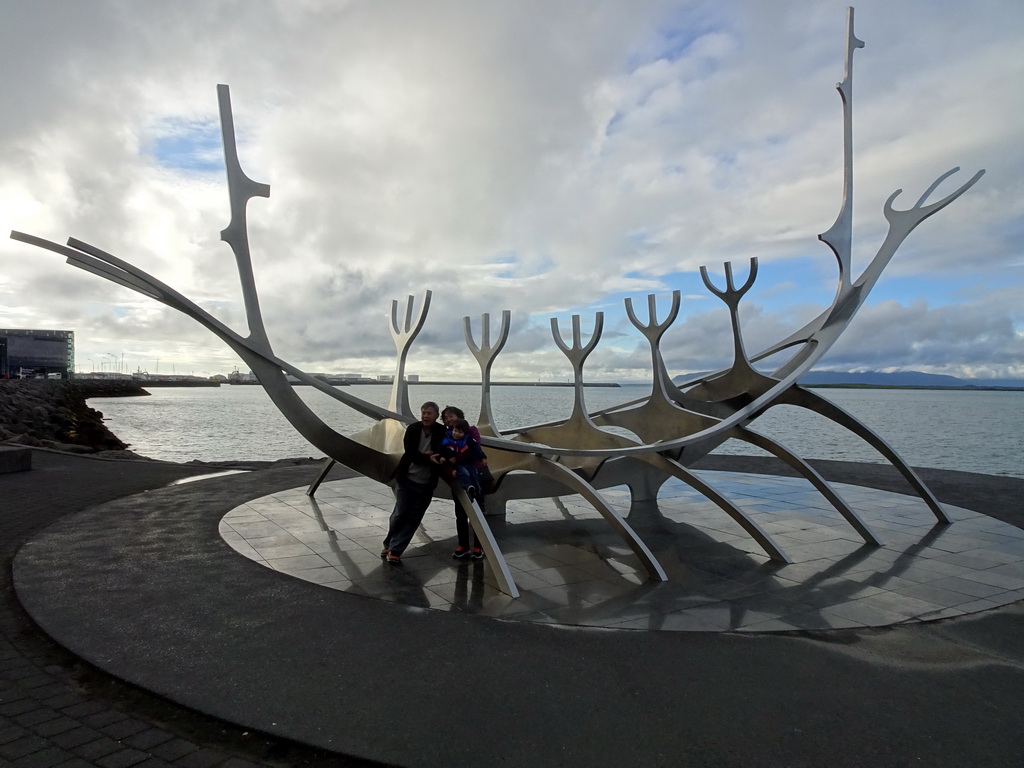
0, 449, 381, 768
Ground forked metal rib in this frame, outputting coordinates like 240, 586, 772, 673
464, 310, 511, 436
388, 292, 431, 417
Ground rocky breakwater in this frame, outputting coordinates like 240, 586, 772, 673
0, 379, 145, 456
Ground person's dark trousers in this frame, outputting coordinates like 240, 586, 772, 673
383, 478, 434, 555
454, 499, 475, 549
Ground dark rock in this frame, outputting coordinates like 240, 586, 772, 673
5, 432, 43, 447
0, 379, 144, 453
93, 449, 152, 461
40, 439, 96, 453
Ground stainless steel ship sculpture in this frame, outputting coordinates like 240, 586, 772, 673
11, 9, 983, 597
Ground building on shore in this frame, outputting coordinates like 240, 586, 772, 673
0, 329, 74, 379
76, 372, 132, 380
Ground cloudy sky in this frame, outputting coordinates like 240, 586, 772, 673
1, 0, 1021, 383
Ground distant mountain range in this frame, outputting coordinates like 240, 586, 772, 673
798, 371, 1024, 389
671, 370, 1024, 390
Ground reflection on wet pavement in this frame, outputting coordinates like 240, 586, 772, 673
219, 472, 1024, 632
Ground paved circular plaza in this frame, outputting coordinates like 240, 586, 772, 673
11, 457, 1024, 768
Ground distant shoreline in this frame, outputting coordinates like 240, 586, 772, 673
804, 383, 1024, 392
370, 380, 622, 388
227, 380, 622, 388
221, 380, 1023, 391
79, 377, 1022, 392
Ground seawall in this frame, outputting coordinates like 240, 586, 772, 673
0, 379, 146, 454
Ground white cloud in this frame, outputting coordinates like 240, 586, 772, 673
0, 0, 1020, 383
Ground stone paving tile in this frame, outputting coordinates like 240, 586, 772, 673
147, 738, 199, 761
219, 758, 268, 768
817, 598, 907, 627
0, 734, 51, 760
99, 719, 150, 742
122, 728, 174, 752
895, 582, 982, 607
70, 736, 125, 761
990, 561, 1024, 577
16, 746, 71, 767
13, 709, 60, 728
39, 695, 84, 711
736, 617, 803, 632
855, 591, 947, 619
961, 570, 1024, 590
1, 699, 41, 717
31, 716, 81, 737
58, 703, 108, 720
929, 575, 1008, 599
50, 727, 104, 750
779, 609, 863, 630
79, 712, 128, 730
131, 759, 176, 768
94, 747, 151, 768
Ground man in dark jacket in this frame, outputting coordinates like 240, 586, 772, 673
381, 401, 447, 563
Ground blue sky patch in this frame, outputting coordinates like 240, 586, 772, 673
630, 5, 721, 69
146, 119, 224, 174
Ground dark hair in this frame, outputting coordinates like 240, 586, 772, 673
441, 405, 465, 420
452, 418, 471, 434
420, 401, 439, 415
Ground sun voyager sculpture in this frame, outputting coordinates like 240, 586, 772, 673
11, 9, 983, 597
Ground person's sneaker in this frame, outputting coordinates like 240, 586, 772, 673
471, 547, 484, 560
386, 552, 401, 563
452, 546, 471, 559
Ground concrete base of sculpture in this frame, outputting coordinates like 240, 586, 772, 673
219, 472, 1022, 631
0, 446, 32, 474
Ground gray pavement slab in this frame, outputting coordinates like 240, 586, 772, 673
7, 451, 1024, 767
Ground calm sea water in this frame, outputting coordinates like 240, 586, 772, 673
88, 384, 1024, 479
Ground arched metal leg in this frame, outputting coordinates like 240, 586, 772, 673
780, 387, 950, 524
729, 426, 882, 546
636, 454, 793, 564
453, 485, 519, 598
525, 456, 668, 582
306, 457, 337, 497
